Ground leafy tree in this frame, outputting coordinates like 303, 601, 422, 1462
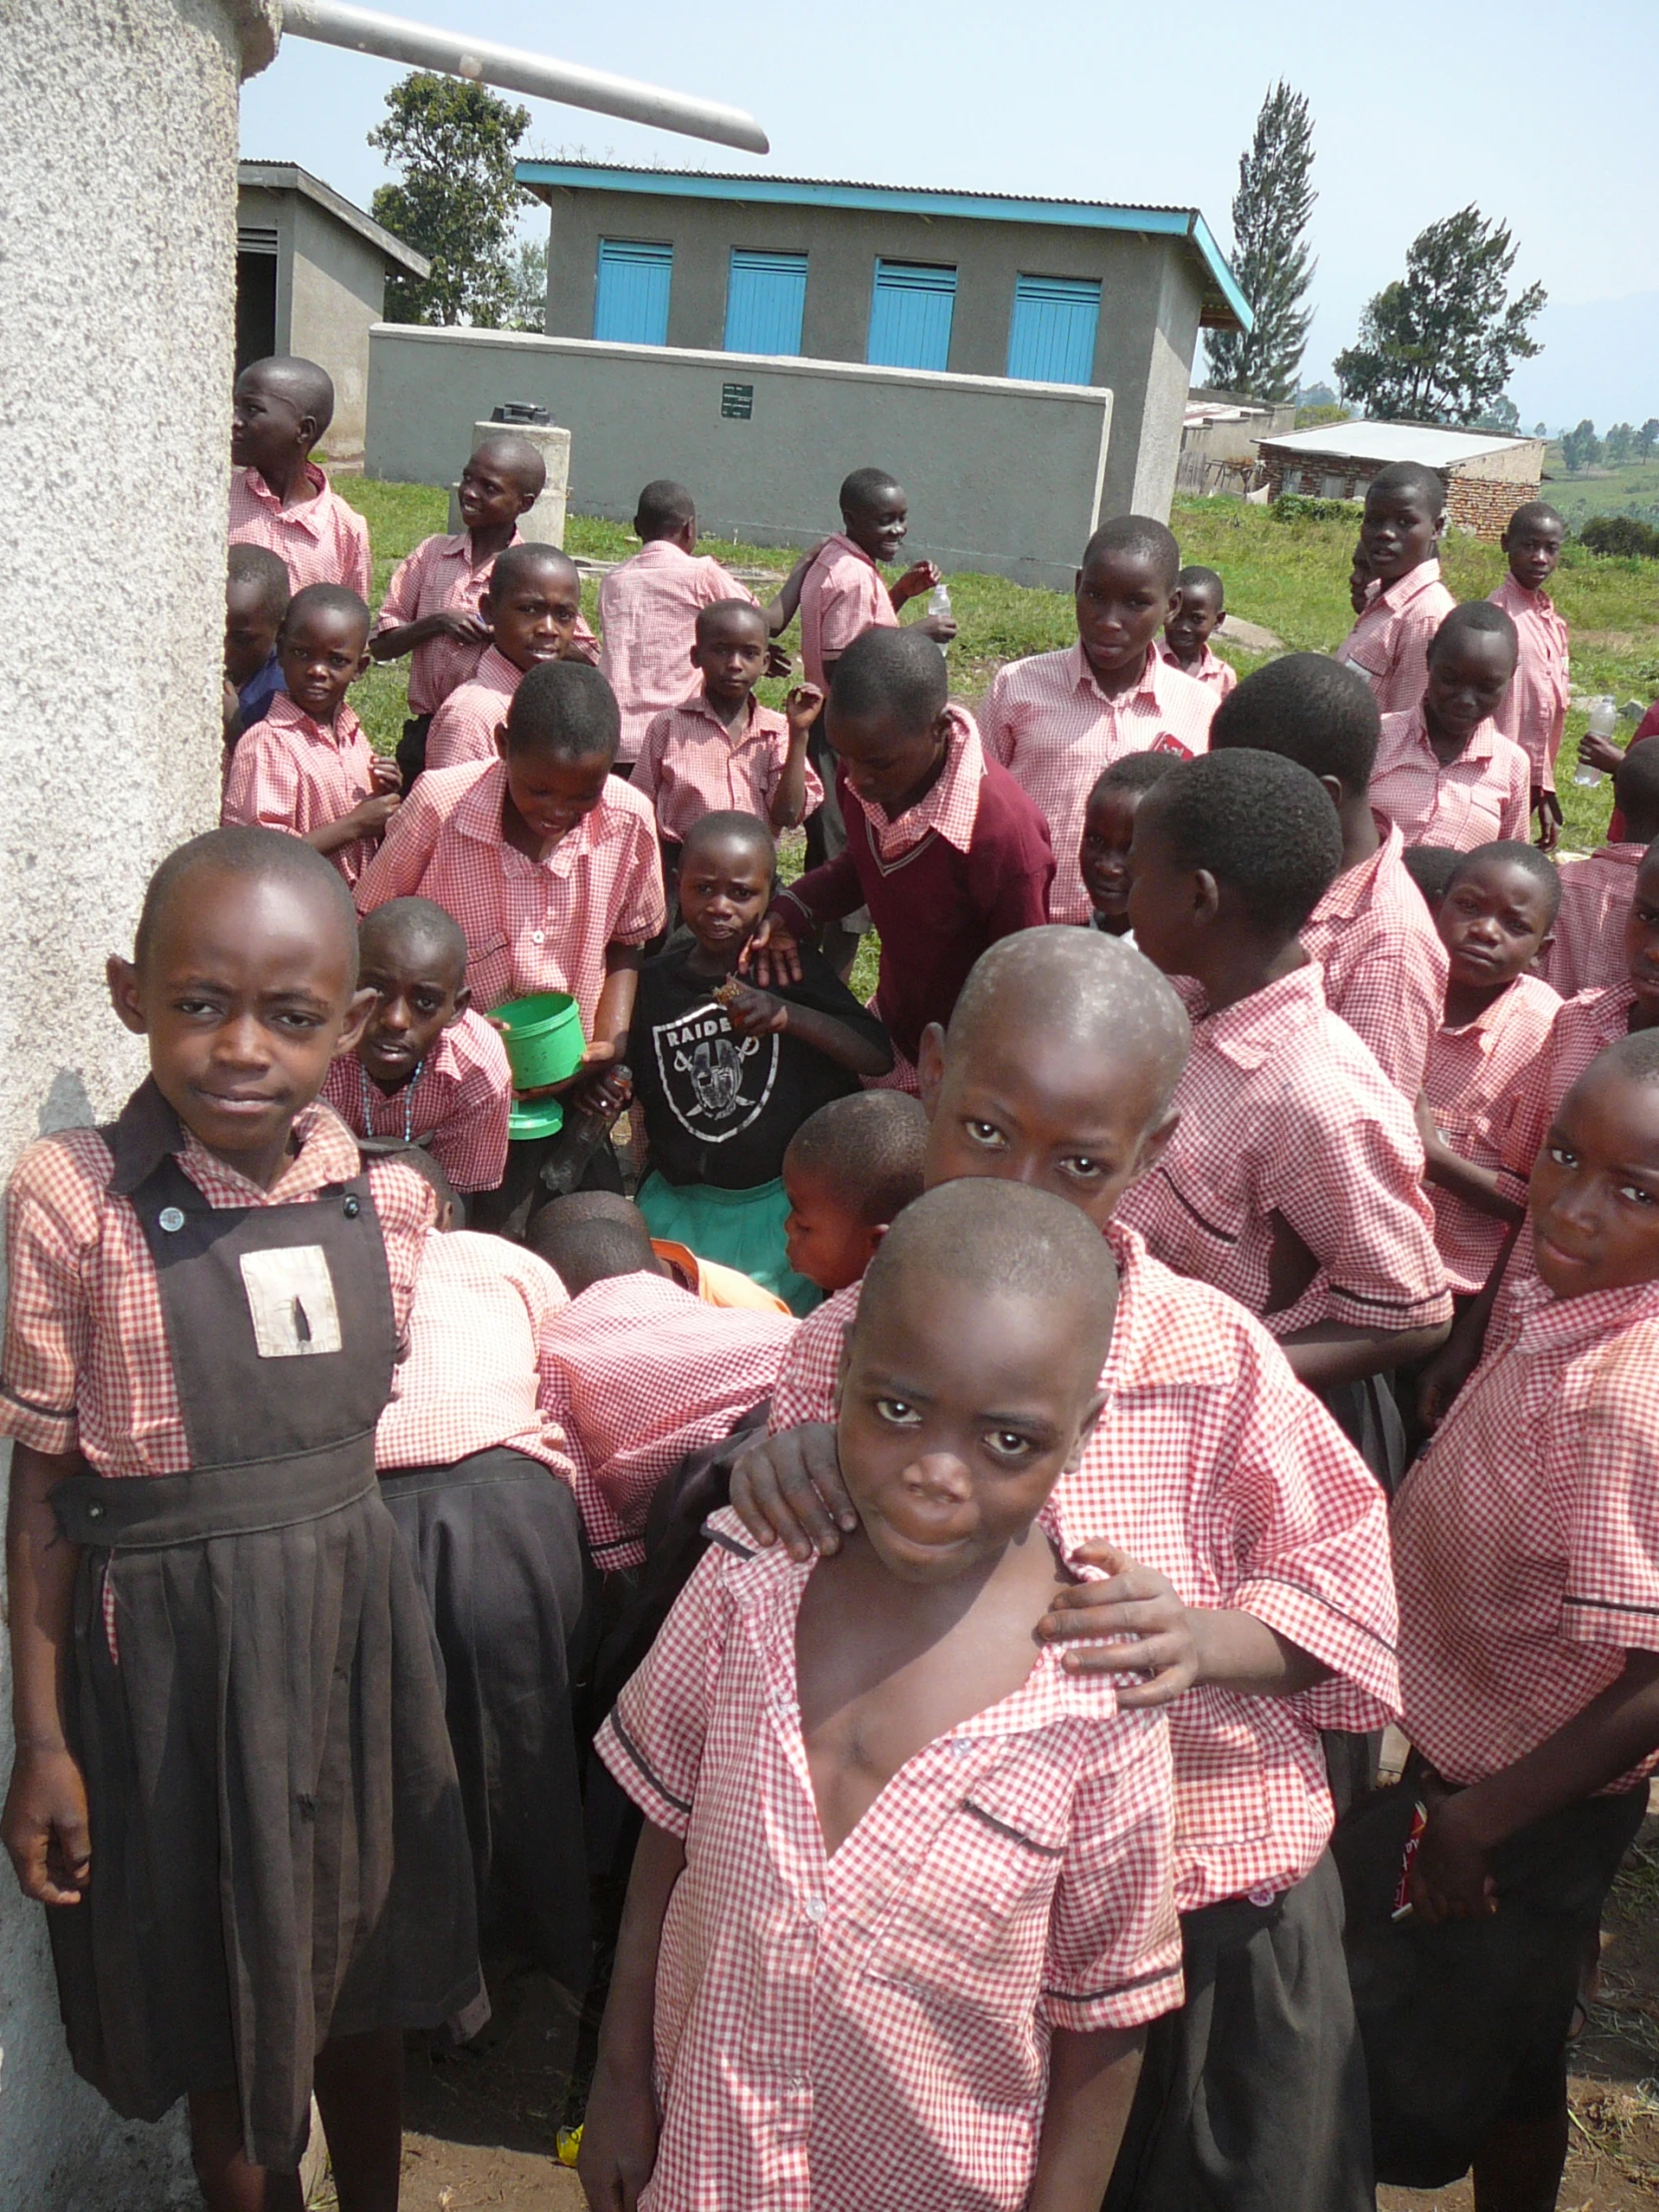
1638, 418, 1659, 464
1605, 421, 1635, 466
1333, 207, 1545, 424
368, 73, 535, 327
1534, 420, 1548, 437
1296, 380, 1338, 407
1474, 393, 1520, 432
506, 238, 548, 333
1561, 420, 1601, 473
1296, 401, 1352, 428
1204, 83, 1318, 403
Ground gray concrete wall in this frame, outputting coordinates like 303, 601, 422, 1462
288, 198, 389, 456
367, 327, 1113, 590
539, 189, 1203, 522
0, 1, 277, 2199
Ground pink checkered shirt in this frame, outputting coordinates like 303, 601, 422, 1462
1490, 574, 1570, 793
1336, 559, 1457, 713
375, 1229, 574, 1479
798, 534, 898, 694
770, 1224, 1400, 1913
857, 703, 984, 859
1371, 705, 1532, 851
982, 644, 1217, 923
1497, 979, 1641, 1201
220, 693, 381, 886
320, 1007, 511, 1194
353, 760, 666, 1023
597, 1509, 1182, 2212
226, 463, 371, 600
370, 527, 522, 714
423, 644, 521, 773
1158, 640, 1239, 699
1393, 1270, 1659, 1792
630, 687, 823, 841
539, 1272, 796, 1567
1544, 844, 1646, 999
1301, 817, 1450, 1097
1117, 965, 1449, 1338
0, 1104, 432, 1478
1423, 972, 1561, 1295
598, 541, 758, 763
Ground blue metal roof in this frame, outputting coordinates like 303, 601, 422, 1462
516, 162, 1252, 332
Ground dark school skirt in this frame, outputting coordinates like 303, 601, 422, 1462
48, 1449, 486, 2172
1102, 1852, 1373, 2212
377, 1448, 591, 1992
1335, 1768, 1647, 2188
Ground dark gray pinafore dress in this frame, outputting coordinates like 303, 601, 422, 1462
46, 1082, 485, 2170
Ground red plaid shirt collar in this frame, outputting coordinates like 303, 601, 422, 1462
857, 706, 984, 859
822, 529, 882, 576
1500, 1267, 1659, 1359
1314, 814, 1408, 924
673, 683, 783, 749
1388, 700, 1500, 769
1364, 557, 1445, 617
465, 643, 523, 699
1491, 571, 1567, 640
1182, 962, 1327, 1071
255, 690, 360, 752
236, 461, 331, 538
147, 1097, 365, 1208
449, 757, 619, 880
1065, 639, 1164, 710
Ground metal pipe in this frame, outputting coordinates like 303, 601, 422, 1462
279, 0, 770, 155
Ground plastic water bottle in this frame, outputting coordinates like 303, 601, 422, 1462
928, 580, 953, 630
1574, 697, 1618, 788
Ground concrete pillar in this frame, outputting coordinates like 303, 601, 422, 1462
0, 3, 277, 2201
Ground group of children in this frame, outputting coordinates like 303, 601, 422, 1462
4, 353, 1657, 2212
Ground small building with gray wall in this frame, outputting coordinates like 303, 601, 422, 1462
367, 326, 1113, 590
237, 161, 429, 455
514, 162, 1248, 526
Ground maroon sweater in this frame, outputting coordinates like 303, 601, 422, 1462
773, 759, 1054, 1064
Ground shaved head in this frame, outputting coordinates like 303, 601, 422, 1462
134, 827, 357, 976
471, 431, 548, 495
1082, 514, 1181, 592
357, 896, 467, 983
946, 927, 1190, 1118
526, 1191, 659, 1296
240, 354, 334, 435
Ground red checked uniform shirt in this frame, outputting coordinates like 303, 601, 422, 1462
540, 1272, 797, 1568
798, 534, 898, 695
768, 1224, 1401, 1914
1392, 1273, 1659, 1792
599, 540, 758, 764
982, 643, 1217, 923
630, 688, 823, 841
220, 694, 382, 886
1371, 706, 1532, 850
1336, 559, 1456, 713
320, 1007, 512, 1194
1498, 981, 1642, 1203
1301, 817, 1450, 1097
1117, 966, 1450, 1339
375, 1229, 575, 1478
370, 527, 523, 715
422, 644, 522, 773
596, 1507, 1183, 2212
227, 462, 370, 600
353, 760, 666, 1024
1422, 972, 1561, 1295
1544, 845, 1646, 999
1158, 639, 1239, 699
1489, 574, 1570, 793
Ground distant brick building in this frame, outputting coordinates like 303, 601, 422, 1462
1257, 421, 1545, 541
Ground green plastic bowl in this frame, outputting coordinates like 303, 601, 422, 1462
494, 990, 585, 1092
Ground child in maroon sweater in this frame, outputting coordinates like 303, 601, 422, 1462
751, 628, 1053, 1088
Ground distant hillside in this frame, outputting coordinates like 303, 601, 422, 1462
1541, 447, 1659, 529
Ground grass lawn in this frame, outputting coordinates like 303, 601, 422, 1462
1537, 443, 1659, 531
336, 478, 1658, 860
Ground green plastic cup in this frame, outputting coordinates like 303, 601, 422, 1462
494, 991, 585, 1092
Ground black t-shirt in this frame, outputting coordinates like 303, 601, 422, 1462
630, 943, 890, 1189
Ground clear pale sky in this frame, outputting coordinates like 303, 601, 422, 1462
241, 0, 1657, 430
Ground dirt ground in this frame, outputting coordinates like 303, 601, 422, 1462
308, 1823, 1659, 2211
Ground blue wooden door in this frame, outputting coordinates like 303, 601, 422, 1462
593, 239, 674, 344
866, 260, 957, 370
1006, 275, 1102, 384
724, 250, 809, 354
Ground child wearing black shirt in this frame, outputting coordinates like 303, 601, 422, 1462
629, 813, 891, 1311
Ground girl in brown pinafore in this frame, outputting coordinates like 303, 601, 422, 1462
1, 830, 482, 2211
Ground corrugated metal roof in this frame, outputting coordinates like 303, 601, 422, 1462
239, 162, 431, 278
515, 161, 1250, 332
1258, 421, 1543, 467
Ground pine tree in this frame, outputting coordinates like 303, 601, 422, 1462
1204, 84, 1318, 403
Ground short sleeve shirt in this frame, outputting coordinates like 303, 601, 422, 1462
631, 943, 889, 1189
423, 645, 522, 773
1489, 574, 1570, 792
598, 541, 758, 763
630, 689, 823, 841
370, 528, 521, 716
1423, 972, 1562, 1294
798, 535, 897, 693
1300, 818, 1450, 1097
220, 693, 381, 885
320, 1007, 512, 1194
1544, 845, 1646, 1000
227, 463, 371, 600
1371, 706, 1532, 850
1336, 559, 1456, 713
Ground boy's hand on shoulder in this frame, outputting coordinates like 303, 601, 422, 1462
740, 913, 804, 989
784, 682, 825, 735
1037, 1544, 1200, 1704
575, 2055, 659, 2212
434, 609, 491, 645
716, 978, 789, 1037
3, 1744, 91, 1907
731, 1423, 856, 1561
1409, 1793, 1497, 1926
